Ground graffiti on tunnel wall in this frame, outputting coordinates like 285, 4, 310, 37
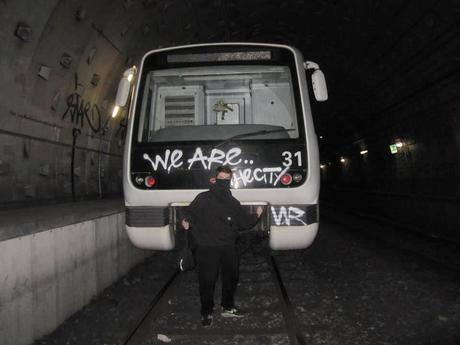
61, 73, 103, 133
61, 73, 127, 145
62, 92, 102, 133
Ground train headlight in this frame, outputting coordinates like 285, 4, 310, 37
135, 176, 144, 185
280, 173, 292, 186
292, 173, 302, 183
145, 176, 156, 188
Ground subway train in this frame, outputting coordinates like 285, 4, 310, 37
117, 43, 327, 250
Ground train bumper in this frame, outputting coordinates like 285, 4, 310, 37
125, 206, 174, 250
124, 203, 319, 251
267, 204, 319, 250
269, 223, 318, 250
126, 224, 175, 250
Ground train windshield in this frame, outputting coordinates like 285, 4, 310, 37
136, 65, 300, 143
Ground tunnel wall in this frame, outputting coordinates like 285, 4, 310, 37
0, 0, 139, 206
319, 2, 460, 243
0, 210, 149, 345
320, 100, 459, 242
320, 92, 459, 242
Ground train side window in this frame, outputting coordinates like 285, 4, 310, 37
137, 75, 153, 142
252, 81, 297, 137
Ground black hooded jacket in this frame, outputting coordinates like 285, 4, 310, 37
182, 182, 259, 246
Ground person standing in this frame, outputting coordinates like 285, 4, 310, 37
181, 165, 264, 327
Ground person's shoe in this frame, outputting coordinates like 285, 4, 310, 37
221, 307, 244, 318
201, 314, 213, 327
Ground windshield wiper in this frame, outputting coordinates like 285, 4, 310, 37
215, 128, 295, 148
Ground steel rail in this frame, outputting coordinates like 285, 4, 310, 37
269, 255, 307, 345
123, 268, 181, 345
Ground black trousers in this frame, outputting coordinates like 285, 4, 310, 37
195, 244, 239, 316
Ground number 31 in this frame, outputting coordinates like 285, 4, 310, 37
282, 151, 302, 167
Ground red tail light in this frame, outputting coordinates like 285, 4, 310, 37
145, 176, 156, 187
280, 173, 292, 185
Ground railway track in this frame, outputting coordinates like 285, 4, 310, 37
123, 241, 307, 345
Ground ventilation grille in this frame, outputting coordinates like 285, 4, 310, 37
126, 207, 169, 227
164, 96, 195, 127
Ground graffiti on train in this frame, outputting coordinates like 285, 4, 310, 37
270, 206, 307, 226
142, 147, 294, 186
143, 147, 243, 171
232, 166, 290, 187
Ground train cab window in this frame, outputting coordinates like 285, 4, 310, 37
137, 65, 299, 143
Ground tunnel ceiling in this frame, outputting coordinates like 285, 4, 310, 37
118, 0, 459, 155
3, 0, 458, 152
1, 0, 459, 205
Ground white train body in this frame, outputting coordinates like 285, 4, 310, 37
121, 43, 326, 250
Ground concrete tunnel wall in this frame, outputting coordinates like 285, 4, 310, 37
0, 0, 209, 206
0, 1, 134, 205
0, 203, 149, 345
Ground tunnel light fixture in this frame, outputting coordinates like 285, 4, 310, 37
340, 157, 346, 163
112, 105, 120, 118
320, 164, 326, 169
360, 150, 368, 155
389, 140, 404, 154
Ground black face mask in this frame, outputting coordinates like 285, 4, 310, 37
215, 178, 231, 189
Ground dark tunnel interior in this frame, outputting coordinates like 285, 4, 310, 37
2, 0, 458, 239
1, 1, 460, 344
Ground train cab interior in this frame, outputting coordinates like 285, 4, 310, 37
137, 66, 300, 143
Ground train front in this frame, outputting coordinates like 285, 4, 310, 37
123, 43, 320, 250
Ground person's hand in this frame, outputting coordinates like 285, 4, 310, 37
256, 206, 264, 218
181, 219, 190, 230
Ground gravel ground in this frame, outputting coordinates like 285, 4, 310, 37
276, 221, 460, 345
35, 217, 460, 345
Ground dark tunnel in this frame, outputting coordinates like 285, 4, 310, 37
0, 1, 459, 344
